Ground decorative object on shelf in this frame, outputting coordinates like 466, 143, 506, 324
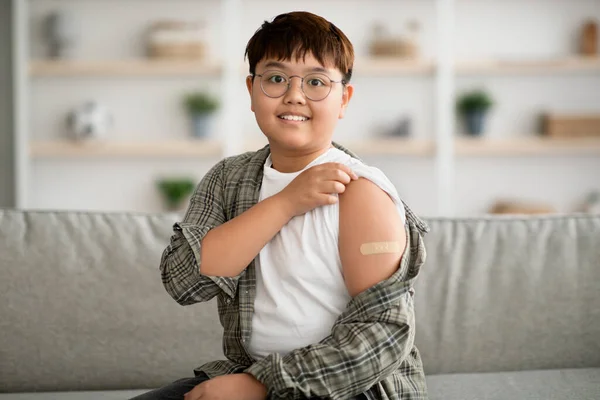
580, 20, 598, 56
542, 113, 600, 138
380, 116, 412, 137
368, 20, 421, 59
66, 101, 113, 141
44, 10, 79, 59
183, 91, 219, 138
156, 177, 196, 211
456, 90, 494, 136
580, 191, 600, 214
488, 199, 555, 215
147, 20, 205, 59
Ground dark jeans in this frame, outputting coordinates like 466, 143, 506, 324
129, 373, 369, 399
129, 373, 210, 400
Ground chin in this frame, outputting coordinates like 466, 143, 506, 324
268, 138, 311, 152
264, 131, 313, 150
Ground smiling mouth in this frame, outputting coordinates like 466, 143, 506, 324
278, 115, 310, 122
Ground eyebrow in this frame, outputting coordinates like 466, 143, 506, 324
262, 61, 330, 74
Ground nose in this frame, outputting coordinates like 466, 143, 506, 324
283, 76, 306, 105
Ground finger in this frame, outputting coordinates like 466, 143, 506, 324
332, 163, 358, 180
184, 385, 203, 400
190, 391, 202, 400
322, 181, 346, 195
319, 193, 338, 205
321, 167, 351, 184
323, 168, 350, 184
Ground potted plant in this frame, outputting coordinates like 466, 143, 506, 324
456, 90, 494, 136
183, 91, 219, 137
156, 177, 196, 211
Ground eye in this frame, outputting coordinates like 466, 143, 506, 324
307, 77, 326, 87
267, 74, 287, 84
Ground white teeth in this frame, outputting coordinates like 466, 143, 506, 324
279, 115, 308, 121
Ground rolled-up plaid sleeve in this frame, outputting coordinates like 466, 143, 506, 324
160, 159, 240, 304
245, 222, 428, 399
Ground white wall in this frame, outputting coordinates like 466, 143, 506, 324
454, 0, 600, 59
23, 0, 600, 216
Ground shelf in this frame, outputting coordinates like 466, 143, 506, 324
456, 56, 600, 75
30, 139, 223, 158
243, 138, 435, 156
29, 137, 600, 159
353, 58, 435, 75
455, 137, 600, 156
240, 58, 434, 76
345, 138, 435, 155
29, 56, 599, 78
29, 59, 223, 77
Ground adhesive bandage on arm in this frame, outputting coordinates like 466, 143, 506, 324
359, 241, 401, 255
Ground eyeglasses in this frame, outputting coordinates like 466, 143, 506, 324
252, 70, 346, 102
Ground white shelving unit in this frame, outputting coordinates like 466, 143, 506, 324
29, 139, 223, 158
12, 0, 28, 210
29, 59, 223, 76
456, 56, 600, 75
455, 137, 600, 156
12, 0, 600, 215
28, 136, 600, 158
28, 56, 600, 77
353, 58, 436, 75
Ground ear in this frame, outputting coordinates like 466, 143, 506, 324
246, 75, 255, 112
338, 84, 354, 119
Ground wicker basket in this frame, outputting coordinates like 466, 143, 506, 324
148, 42, 204, 59
369, 38, 418, 58
147, 20, 205, 60
543, 113, 600, 138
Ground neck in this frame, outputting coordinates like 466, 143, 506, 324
269, 143, 333, 173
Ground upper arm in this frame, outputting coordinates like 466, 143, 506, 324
182, 159, 227, 226
338, 178, 407, 297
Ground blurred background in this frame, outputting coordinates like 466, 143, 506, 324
1, 0, 599, 217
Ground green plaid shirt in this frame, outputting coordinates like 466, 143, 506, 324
160, 143, 430, 400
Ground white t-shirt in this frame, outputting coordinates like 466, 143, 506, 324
247, 147, 406, 360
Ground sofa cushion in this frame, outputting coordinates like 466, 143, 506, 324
0, 210, 222, 392
426, 368, 600, 400
2, 369, 598, 400
415, 215, 600, 375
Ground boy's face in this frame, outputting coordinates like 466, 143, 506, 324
246, 52, 354, 153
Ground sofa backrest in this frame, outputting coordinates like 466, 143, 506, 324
1, 210, 599, 392
0, 210, 218, 392
414, 215, 600, 375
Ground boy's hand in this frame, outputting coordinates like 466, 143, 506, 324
276, 162, 358, 218
183, 373, 267, 400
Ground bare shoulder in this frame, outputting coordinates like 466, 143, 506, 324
339, 177, 395, 209
338, 178, 407, 297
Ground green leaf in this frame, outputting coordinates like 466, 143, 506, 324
456, 90, 494, 114
183, 92, 220, 114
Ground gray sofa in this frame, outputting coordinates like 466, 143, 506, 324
1, 209, 599, 400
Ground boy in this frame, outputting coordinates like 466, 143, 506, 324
136, 11, 429, 400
